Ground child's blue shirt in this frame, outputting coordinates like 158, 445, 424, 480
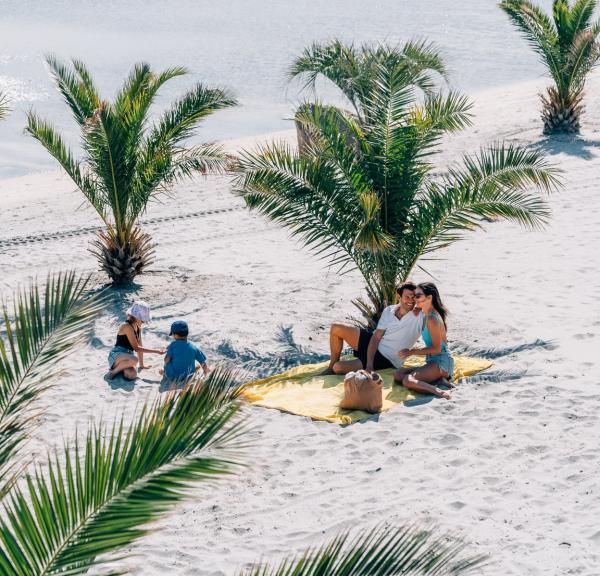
165, 339, 206, 380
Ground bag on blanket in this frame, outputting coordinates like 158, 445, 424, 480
340, 370, 383, 413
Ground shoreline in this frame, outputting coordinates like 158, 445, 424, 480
3, 71, 600, 184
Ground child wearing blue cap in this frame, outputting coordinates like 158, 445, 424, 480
159, 320, 209, 381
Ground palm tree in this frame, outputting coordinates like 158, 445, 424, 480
0, 271, 103, 497
499, 0, 600, 134
240, 524, 485, 575
289, 39, 447, 151
234, 45, 560, 327
0, 369, 244, 575
26, 57, 237, 286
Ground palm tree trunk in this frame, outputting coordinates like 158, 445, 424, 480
91, 226, 155, 286
541, 87, 583, 134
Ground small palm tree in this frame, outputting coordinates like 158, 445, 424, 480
0, 271, 103, 497
500, 0, 600, 134
27, 57, 237, 285
235, 43, 560, 327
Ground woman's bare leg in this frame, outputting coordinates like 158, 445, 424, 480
322, 324, 361, 374
394, 366, 417, 384
122, 367, 138, 380
110, 356, 137, 379
402, 363, 452, 399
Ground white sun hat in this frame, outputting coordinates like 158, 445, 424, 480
126, 300, 152, 322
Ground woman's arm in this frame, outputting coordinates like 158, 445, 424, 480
399, 317, 443, 358
122, 324, 163, 355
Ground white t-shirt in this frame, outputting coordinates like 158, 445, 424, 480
376, 305, 424, 368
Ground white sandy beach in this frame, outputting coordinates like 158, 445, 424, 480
1, 74, 599, 575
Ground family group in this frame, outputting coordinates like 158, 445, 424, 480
106, 282, 453, 399
105, 302, 209, 383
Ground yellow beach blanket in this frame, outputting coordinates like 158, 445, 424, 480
243, 355, 493, 425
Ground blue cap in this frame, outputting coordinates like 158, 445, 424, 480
169, 320, 189, 336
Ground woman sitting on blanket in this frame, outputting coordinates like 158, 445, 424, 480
394, 282, 454, 399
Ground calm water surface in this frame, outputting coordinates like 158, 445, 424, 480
0, 0, 552, 177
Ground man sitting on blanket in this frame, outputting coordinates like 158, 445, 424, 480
321, 282, 424, 376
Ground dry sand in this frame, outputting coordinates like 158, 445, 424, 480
1, 76, 599, 575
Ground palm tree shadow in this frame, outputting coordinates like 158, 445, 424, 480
216, 324, 328, 378
533, 135, 600, 160
451, 338, 556, 359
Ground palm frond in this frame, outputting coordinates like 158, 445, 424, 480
0, 92, 10, 121
407, 144, 559, 270
566, 28, 600, 91
570, 0, 597, 34
233, 141, 360, 270
147, 83, 237, 150
0, 368, 244, 575
499, 1, 562, 80
239, 523, 485, 575
0, 272, 104, 498
25, 113, 107, 223
288, 40, 361, 109
45, 55, 100, 124
400, 38, 448, 81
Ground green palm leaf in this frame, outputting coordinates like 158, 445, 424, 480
0, 369, 244, 575
239, 524, 485, 575
0, 272, 104, 498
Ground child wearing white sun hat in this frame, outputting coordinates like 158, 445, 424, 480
106, 300, 164, 381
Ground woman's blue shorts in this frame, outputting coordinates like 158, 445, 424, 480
108, 346, 136, 368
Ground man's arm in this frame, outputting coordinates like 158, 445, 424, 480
365, 329, 385, 372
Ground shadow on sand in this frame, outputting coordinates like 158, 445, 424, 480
532, 134, 600, 160
217, 325, 328, 379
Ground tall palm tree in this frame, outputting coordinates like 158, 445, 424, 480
235, 45, 560, 327
26, 57, 237, 286
0, 271, 103, 497
500, 0, 600, 134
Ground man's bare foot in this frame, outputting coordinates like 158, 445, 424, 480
319, 367, 335, 376
436, 388, 452, 399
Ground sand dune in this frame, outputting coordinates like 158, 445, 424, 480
1, 74, 599, 575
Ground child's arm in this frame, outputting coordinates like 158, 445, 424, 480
164, 355, 171, 365
200, 362, 209, 376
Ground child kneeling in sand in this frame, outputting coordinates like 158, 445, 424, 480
159, 320, 209, 381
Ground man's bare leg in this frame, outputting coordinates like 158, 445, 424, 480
331, 358, 363, 375
321, 324, 360, 374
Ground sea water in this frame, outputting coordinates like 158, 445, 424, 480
0, 0, 553, 178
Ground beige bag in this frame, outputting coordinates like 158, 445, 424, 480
339, 370, 383, 413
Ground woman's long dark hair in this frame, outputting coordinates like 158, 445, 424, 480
418, 282, 449, 329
